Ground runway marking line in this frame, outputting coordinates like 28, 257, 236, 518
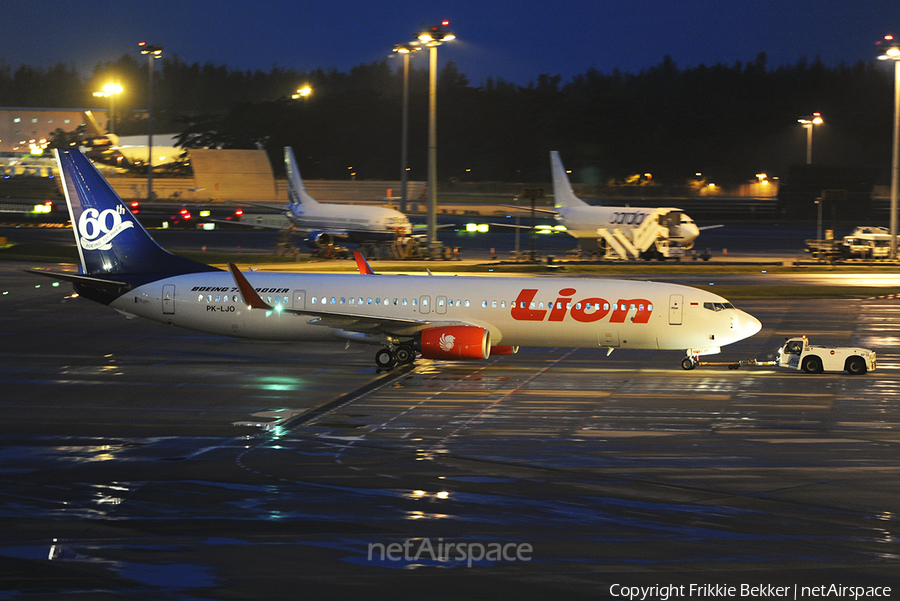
427, 349, 580, 453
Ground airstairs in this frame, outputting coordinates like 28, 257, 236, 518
596, 208, 683, 260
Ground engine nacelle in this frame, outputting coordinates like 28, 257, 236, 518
419, 326, 490, 361
491, 345, 519, 355
305, 231, 336, 249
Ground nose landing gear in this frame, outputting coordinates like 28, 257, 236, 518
681, 356, 698, 370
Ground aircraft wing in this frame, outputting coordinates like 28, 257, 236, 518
227, 263, 432, 334
499, 204, 559, 216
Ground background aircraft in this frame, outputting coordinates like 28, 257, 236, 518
79, 110, 184, 168
34, 149, 761, 370
235, 147, 412, 254
547, 151, 708, 259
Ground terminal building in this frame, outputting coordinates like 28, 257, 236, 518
0, 107, 107, 154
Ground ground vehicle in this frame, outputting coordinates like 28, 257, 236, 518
688, 336, 875, 375
777, 336, 874, 374
841, 226, 892, 259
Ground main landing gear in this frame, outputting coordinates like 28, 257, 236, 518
374, 345, 417, 369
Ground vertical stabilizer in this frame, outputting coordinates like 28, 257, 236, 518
550, 151, 589, 208
83, 110, 105, 137
55, 149, 216, 277
284, 147, 320, 208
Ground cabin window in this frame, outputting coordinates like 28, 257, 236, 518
501, 301, 507, 308
402, 298, 408, 306
311, 296, 317, 304
340, 297, 346, 304
330, 297, 336, 304
198, 294, 204, 302
376, 298, 381, 305
367, 298, 373, 305
207, 295, 213, 303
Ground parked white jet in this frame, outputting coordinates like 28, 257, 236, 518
34, 149, 761, 369
238, 147, 412, 251
549, 151, 704, 258
80, 110, 183, 168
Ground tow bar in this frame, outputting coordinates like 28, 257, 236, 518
684, 358, 778, 371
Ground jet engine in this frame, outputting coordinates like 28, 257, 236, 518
305, 231, 339, 249
491, 345, 519, 355
419, 326, 490, 361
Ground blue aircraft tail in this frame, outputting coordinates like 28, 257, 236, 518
55, 149, 218, 278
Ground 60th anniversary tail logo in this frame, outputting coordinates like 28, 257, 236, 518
78, 206, 134, 250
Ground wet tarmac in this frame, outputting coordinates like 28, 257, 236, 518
1, 263, 899, 600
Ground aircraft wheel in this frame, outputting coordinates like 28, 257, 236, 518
728, 364, 739, 370
845, 356, 867, 375
801, 355, 822, 374
681, 357, 697, 370
375, 348, 396, 369
395, 346, 415, 365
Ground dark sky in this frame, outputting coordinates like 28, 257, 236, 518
1, 0, 897, 86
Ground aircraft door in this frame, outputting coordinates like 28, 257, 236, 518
292, 290, 306, 309
668, 294, 683, 325
436, 295, 447, 315
162, 284, 175, 314
419, 296, 431, 314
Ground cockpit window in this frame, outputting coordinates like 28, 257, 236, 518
703, 302, 734, 312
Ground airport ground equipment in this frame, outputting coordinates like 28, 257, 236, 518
595, 208, 690, 261
685, 336, 875, 375
805, 226, 897, 261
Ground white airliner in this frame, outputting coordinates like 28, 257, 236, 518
238, 147, 412, 250
548, 151, 704, 258
34, 149, 761, 370
80, 110, 183, 168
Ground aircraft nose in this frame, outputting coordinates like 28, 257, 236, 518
739, 310, 762, 339
685, 222, 700, 242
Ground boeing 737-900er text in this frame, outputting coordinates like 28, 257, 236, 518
32, 149, 761, 370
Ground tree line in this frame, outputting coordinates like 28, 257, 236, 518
2, 52, 895, 185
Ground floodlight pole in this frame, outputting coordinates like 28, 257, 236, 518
140, 43, 162, 201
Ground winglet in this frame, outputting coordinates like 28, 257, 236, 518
353, 251, 375, 275
228, 263, 271, 309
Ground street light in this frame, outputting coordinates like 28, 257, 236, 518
393, 43, 421, 214
93, 83, 123, 134
878, 34, 900, 260
798, 112, 823, 165
291, 85, 312, 99
139, 42, 162, 201
416, 21, 455, 257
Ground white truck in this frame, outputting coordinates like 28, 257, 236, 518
777, 336, 875, 375
691, 336, 875, 375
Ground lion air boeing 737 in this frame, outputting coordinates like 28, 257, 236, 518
34, 149, 761, 370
